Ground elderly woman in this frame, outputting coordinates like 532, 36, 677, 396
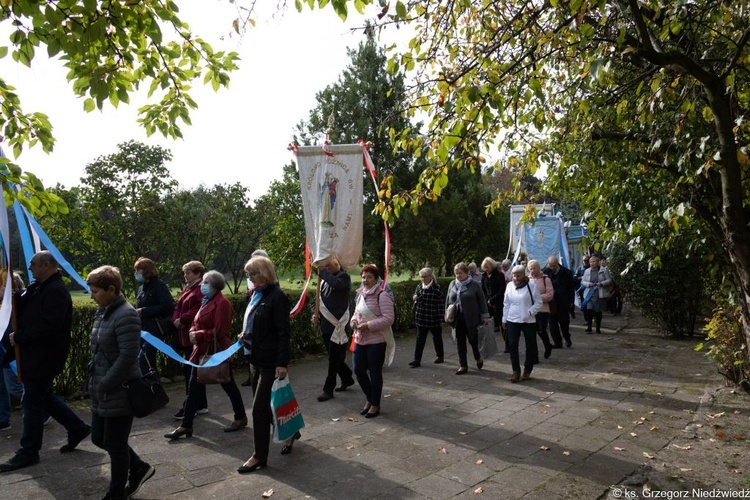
410, 267, 445, 368
165, 271, 247, 440
582, 255, 615, 333
351, 264, 394, 418
133, 257, 175, 379
87, 266, 154, 499
446, 262, 490, 375
502, 265, 542, 382
238, 256, 293, 474
527, 259, 555, 362
171, 261, 206, 420
481, 257, 506, 334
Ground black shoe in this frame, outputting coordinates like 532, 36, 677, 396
408, 361, 421, 368
434, 357, 444, 364
365, 408, 380, 419
223, 419, 248, 432
503, 348, 510, 354
280, 431, 301, 455
237, 459, 266, 474
126, 462, 155, 497
101, 493, 127, 500
334, 380, 355, 392
585, 328, 593, 334
317, 392, 333, 402
173, 408, 185, 420
60, 424, 91, 453
455, 367, 468, 375
596, 329, 602, 334
360, 405, 371, 416
565, 339, 572, 347
544, 346, 552, 359
476, 358, 484, 370
164, 427, 193, 439
0, 453, 39, 472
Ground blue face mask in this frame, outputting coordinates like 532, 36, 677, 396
200, 283, 212, 296
134, 273, 145, 283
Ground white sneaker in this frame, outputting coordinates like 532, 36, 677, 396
196, 408, 209, 415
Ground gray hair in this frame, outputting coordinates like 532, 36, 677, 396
33, 250, 58, 268
251, 249, 269, 258
511, 265, 526, 275
418, 267, 433, 278
467, 262, 477, 272
203, 270, 226, 291
454, 262, 469, 273
501, 259, 512, 267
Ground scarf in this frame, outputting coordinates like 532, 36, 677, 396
421, 279, 434, 290
456, 277, 472, 311
514, 277, 529, 289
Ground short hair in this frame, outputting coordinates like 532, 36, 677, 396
134, 257, 158, 279
418, 267, 433, 278
251, 249, 269, 258
468, 262, 477, 272
202, 270, 226, 291
454, 262, 469, 274
511, 265, 526, 275
182, 260, 205, 275
527, 259, 540, 270
244, 256, 277, 285
34, 251, 58, 268
501, 259, 512, 267
481, 257, 497, 270
87, 266, 124, 294
360, 264, 379, 279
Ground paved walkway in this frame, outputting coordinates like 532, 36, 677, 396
0, 306, 726, 499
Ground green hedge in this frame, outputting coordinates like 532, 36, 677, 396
56, 279, 434, 397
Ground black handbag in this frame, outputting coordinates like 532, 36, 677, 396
123, 370, 169, 418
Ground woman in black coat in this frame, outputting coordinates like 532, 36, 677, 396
134, 257, 175, 379
410, 267, 444, 367
481, 257, 506, 334
237, 256, 295, 474
87, 266, 154, 499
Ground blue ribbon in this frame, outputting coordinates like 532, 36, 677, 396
13, 201, 35, 279
140, 331, 242, 368
18, 204, 90, 292
580, 287, 594, 310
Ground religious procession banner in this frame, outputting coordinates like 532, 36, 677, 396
296, 144, 364, 269
522, 215, 566, 265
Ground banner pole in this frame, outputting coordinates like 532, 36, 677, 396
314, 267, 321, 324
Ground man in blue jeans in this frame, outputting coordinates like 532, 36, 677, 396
0, 251, 91, 472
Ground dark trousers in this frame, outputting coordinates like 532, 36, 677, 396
455, 319, 481, 368
91, 413, 144, 497
506, 322, 537, 374
178, 347, 206, 411
138, 339, 160, 381
322, 336, 354, 395
535, 312, 552, 351
413, 325, 444, 362
249, 366, 275, 463
587, 312, 603, 332
549, 309, 571, 345
182, 367, 246, 429
19, 377, 87, 459
353, 342, 386, 407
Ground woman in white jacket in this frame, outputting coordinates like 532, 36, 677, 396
502, 265, 543, 382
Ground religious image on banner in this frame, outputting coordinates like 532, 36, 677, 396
523, 216, 563, 263
296, 144, 364, 269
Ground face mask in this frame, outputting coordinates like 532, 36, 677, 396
247, 278, 253, 289
200, 283, 212, 296
134, 273, 145, 283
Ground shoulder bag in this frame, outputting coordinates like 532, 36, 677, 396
197, 331, 232, 384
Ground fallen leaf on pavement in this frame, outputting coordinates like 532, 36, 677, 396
332, 418, 341, 421
643, 452, 655, 459
348, 417, 358, 422
459, 431, 467, 435
672, 444, 691, 450
540, 446, 550, 451
680, 468, 692, 472
617, 425, 623, 430
438, 447, 447, 454
707, 412, 725, 419
614, 447, 626, 451
649, 426, 659, 431
734, 435, 746, 440
474, 487, 484, 494
262, 489, 274, 498
716, 431, 728, 438
563, 451, 571, 456
476, 459, 484, 465
630, 433, 638, 437
436, 381, 444, 385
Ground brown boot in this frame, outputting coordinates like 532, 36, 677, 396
510, 373, 520, 383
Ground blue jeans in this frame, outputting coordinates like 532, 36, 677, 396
0, 366, 24, 425
506, 322, 538, 374
91, 413, 145, 497
19, 377, 87, 459
353, 342, 386, 407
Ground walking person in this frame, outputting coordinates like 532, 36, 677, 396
409, 267, 445, 367
86, 266, 155, 499
502, 265, 543, 382
582, 255, 615, 334
544, 256, 575, 348
446, 262, 490, 375
528, 259, 554, 362
133, 257, 175, 380
0, 251, 91, 472
314, 256, 355, 402
238, 256, 296, 473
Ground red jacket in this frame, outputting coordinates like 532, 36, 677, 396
173, 281, 204, 347
188, 294, 233, 363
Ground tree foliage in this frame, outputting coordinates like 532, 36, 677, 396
0, 0, 239, 217
303, 0, 750, 379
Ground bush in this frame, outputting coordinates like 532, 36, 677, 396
607, 244, 707, 337
697, 304, 749, 391
56, 280, 431, 397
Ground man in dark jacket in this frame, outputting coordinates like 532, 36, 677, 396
544, 256, 576, 348
314, 256, 355, 402
0, 251, 91, 472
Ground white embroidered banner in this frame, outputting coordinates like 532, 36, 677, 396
296, 144, 363, 269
